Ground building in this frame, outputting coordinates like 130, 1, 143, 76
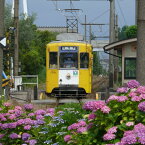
37, 26, 68, 33
104, 38, 137, 85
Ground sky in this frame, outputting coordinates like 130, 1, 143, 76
6, 0, 136, 38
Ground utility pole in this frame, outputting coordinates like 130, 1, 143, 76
0, 0, 5, 95
14, 0, 19, 76
136, 0, 145, 85
84, 15, 87, 41
109, 0, 115, 88
114, 14, 118, 84
81, 23, 108, 43
135, 0, 138, 25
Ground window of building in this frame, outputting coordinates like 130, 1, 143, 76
80, 53, 89, 68
49, 52, 58, 69
124, 58, 136, 79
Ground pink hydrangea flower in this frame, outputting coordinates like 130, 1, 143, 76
117, 96, 128, 102
24, 104, 33, 110
0, 134, 5, 139
88, 113, 96, 120
107, 95, 118, 102
135, 86, 145, 94
121, 134, 137, 144
138, 101, 145, 112
128, 92, 137, 97
9, 133, 19, 139
126, 122, 134, 127
77, 127, 87, 133
103, 133, 116, 141
117, 87, 128, 93
83, 101, 105, 111
24, 125, 31, 130
107, 126, 118, 134
131, 96, 142, 102
126, 80, 140, 89
3, 102, 11, 107
35, 109, 46, 115
101, 106, 111, 113
64, 135, 71, 142
15, 106, 22, 110
78, 120, 86, 127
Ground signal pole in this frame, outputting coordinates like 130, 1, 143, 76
136, 0, 145, 85
14, 0, 19, 76
109, 0, 115, 88
0, 0, 5, 95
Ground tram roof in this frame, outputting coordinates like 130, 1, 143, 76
48, 40, 92, 45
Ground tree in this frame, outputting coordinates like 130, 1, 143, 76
118, 25, 137, 40
93, 52, 103, 75
126, 25, 137, 39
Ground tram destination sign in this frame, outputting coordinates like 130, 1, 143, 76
61, 46, 78, 51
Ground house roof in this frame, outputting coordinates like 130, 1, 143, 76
103, 38, 137, 51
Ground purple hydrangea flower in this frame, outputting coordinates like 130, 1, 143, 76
15, 106, 22, 110
9, 133, 18, 139
27, 139, 37, 145
28, 113, 35, 117
77, 127, 87, 133
138, 101, 145, 112
0, 134, 5, 139
103, 133, 116, 141
24, 125, 31, 130
83, 101, 105, 111
24, 104, 33, 110
35, 109, 46, 115
128, 92, 137, 97
101, 106, 111, 113
107, 95, 118, 102
126, 80, 140, 89
78, 120, 86, 127
121, 134, 137, 144
135, 86, 145, 94
64, 135, 71, 142
117, 96, 128, 102
88, 113, 96, 120
22, 133, 31, 141
131, 95, 142, 102
68, 123, 79, 130
117, 87, 128, 93
107, 126, 118, 134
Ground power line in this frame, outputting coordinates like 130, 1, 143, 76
116, 0, 127, 26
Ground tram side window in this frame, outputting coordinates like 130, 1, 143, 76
49, 52, 57, 69
80, 53, 89, 68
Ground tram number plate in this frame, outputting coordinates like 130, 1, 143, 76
61, 46, 77, 51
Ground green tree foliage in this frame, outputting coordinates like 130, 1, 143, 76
118, 25, 137, 40
126, 25, 137, 39
93, 52, 103, 75
4, 3, 57, 75
4, 4, 13, 31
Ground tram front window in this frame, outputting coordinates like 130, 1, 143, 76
60, 53, 78, 69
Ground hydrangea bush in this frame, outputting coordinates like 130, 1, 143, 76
63, 80, 145, 145
1, 80, 145, 145
0, 101, 86, 145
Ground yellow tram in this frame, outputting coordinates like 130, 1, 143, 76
46, 41, 93, 97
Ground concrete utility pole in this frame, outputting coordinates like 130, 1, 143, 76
109, 0, 115, 88
14, 0, 19, 76
0, 0, 5, 95
136, 0, 145, 85
135, 0, 138, 25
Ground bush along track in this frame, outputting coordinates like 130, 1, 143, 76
0, 80, 145, 145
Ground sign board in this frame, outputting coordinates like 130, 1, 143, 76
61, 46, 77, 51
0, 37, 6, 47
